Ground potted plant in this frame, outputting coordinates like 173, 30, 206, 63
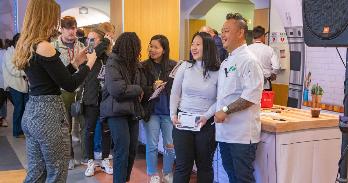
311, 83, 324, 117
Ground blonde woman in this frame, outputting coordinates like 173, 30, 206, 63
13, 0, 96, 182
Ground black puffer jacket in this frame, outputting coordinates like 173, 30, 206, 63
141, 59, 176, 122
100, 53, 148, 119
82, 38, 110, 106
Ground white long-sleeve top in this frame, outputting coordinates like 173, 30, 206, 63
170, 61, 218, 119
2, 46, 28, 93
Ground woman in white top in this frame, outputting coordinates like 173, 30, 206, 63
3, 33, 29, 137
0, 38, 7, 127
170, 32, 220, 183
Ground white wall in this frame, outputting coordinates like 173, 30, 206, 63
180, 0, 202, 59
0, 0, 15, 39
305, 47, 345, 105
61, 7, 110, 27
269, 3, 290, 85
205, 2, 255, 32
17, 0, 109, 31
271, 0, 345, 105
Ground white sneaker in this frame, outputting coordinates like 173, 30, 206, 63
72, 135, 80, 142
149, 175, 160, 183
68, 159, 75, 170
162, 173, 173, 183
94, 151, 102, 160
101, 158, 113, 175
1, 119, 8, 127
84, 159, 95, 177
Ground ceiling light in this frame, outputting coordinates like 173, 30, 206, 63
79, 7, 88, 14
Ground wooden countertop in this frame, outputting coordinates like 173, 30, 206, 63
261, 106, 339, 133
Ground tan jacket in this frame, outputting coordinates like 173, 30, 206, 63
51, 36, 85, 66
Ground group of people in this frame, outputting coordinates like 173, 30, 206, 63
0, 33, 29, 139
12, 0, 280, 183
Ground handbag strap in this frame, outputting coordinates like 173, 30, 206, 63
74, 87, 85, 103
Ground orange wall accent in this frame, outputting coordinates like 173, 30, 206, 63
272, 83, 289, 106
184, 19, 206, 60
110, 0, 122, 38
253, 8, 269, 32
123, 0, 180, 61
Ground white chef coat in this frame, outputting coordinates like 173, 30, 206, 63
216, 44, 264, 144
248, 42, 280, 78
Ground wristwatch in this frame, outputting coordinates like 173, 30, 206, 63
222, 106, 230, 114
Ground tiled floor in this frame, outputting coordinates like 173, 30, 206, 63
0, 102, 197, 183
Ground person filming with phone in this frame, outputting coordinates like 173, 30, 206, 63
82, 25, 114, 177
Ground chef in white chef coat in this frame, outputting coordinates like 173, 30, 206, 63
214, 13, 264, 183
248, 25, 280, 90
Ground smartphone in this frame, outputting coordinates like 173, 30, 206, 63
88, 38, 95, 54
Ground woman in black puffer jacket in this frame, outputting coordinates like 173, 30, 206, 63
100, 32, 148, 183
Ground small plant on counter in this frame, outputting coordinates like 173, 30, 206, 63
311, 83, 324, 109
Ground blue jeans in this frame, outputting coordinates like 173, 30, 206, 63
108, 116, 139, 183
0, 101, 7, 118
143, 115, 175, 175
9, 87, 29, 137
219, 142, 258, 183
94, 119, 102, 152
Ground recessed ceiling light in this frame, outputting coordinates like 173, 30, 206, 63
79, 7, 88, 14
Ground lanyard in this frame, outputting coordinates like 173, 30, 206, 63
67, 48, 75, 62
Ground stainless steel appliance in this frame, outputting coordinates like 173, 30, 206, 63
285, 26, 305, 108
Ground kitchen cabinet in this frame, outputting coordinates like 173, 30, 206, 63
214, 106, 340, 183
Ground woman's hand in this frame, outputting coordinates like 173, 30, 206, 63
104, 33, 113, 43
197, 116, 208, 127
86, 50, 97, 70
73, 48, 88, 68
171, 115, 180, 125
153, 79, 164, 90
139, 91, 144, 102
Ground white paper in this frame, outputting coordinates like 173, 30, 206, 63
176, 112, 202, 131
148, 82, 167, 101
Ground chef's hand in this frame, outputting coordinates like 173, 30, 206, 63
197, 116, 208, 126
270, 73, 277, 81
214, 110, 227, 123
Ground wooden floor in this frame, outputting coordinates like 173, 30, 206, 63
0, 158, 197, 183
0, 170, 26, 183
0, 102, 197, 183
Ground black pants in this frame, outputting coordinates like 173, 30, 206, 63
84, 105, 111, 160
108, 116, 139, 183
172, 119, 217, 183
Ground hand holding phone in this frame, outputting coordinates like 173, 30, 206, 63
88, 38, 95, 54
